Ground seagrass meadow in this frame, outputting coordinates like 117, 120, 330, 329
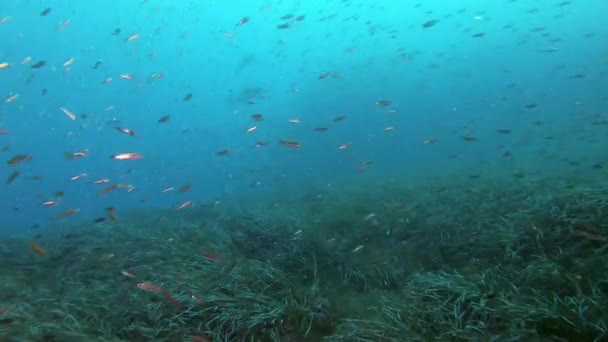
2, 170, 608, 342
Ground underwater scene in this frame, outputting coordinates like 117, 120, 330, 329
1, 0, 608, 341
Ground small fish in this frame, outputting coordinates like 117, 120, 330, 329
251, 113, 264, 121
121, 269, 136, 278
0, 130, 8, 135
137, 282, 164, 293
97, 183, 123, 196
119, 74, 134, 80
247, 126, 257, 133
158, 115, 171, 123
126, 33, 140, 42
235, 17, 249, 27
111, 153, 143, 160
64, 149, 88, 160
422, 19, 438, 28
281, 14, 294, 20
63, 58, 76, 67
313, 127, 328, 132
106, 207, 117, 221
277, 23, 291, 29
42, 200, 59, 207
6, 170, 19, 184
203, 252, 220, 261
496, 129, 512, 134
31, 243, 47, 256
332, 115, 346, 121
60, 107, 77, 120
115, 127, 136, 136
177, 200, 192, 210
183, 93, 193, 101
375, 99, 391, 106
280, 140, 301, 148
338, 143, 351, 150
93, 217, 106, 223
7, 154, 32, 166
318, 72, 329, 80
462, 136, 478, 142
0, 62, 9, 69
112, 28, 121, 35
92, 60, 102, 69
31, 61, 46, 69
178, 184, 192, 192
216, 149, 230, 156
55, 208, 80, 220
70, 173, 87, 181
40, 8, 52, 16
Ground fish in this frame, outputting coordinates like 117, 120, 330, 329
137, 282, 180, 306
115, 127, 136, 136
183, 93, 193, 101
158, 115, 171, 123
106, 207, 117, 221
235, 17, 249, 27
0, 130, 9, 135
7, 154, 31, 166
251, 113, 264, 121
64, 149, 88, 160
177, 200, 192, 210
203, 252, 220, 261
280, 140, 301, 148
55, 208, 80, 220
31, 61, 46, 69
376, 100, 391, 106
313, 127, 328, 132
178, 184, 192, 193
126, 33, 140, 42
111, 153, 143, 160
31, 243, 47, 256
40, 8, 52, 16
422, 19, 439, 28
6, 171, 19, 184
0, 63, 9, 69
60, 107, 77, 120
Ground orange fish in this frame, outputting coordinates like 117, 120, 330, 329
98, 183, 119, 196
55, 208, 80, 220
31, 243, 47, 256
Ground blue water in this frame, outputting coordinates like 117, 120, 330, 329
1, 0, 606, 235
